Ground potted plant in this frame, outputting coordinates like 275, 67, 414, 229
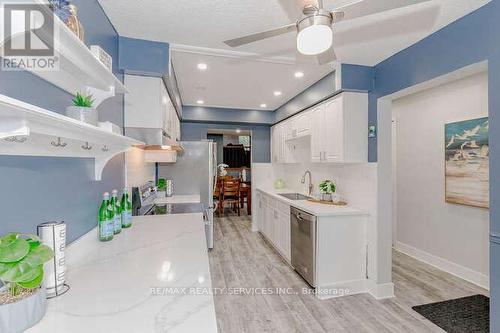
65, 92, 97, 125
157, 178, 167, 198
0, 233, 54, 333
319, 180, 336, 201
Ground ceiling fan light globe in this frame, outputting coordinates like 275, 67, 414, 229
297, 24, 333, 56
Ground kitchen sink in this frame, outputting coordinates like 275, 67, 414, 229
279, 193, 311, 200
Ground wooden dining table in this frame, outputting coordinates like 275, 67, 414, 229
239, 183, 251, 215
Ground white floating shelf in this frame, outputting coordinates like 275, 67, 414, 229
0, 94, 144, 181
0, 1, 127, 106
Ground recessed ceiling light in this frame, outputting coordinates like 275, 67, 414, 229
260, 103, 267, 108
294, 71, 304, 78
236, 129, 241, 134
197, 63, 208, 70
273, 91, 282, 97
197, 100, 204, 104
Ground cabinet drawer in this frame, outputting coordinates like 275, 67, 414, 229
277, 201, 290, 215
267, 196, 277, 209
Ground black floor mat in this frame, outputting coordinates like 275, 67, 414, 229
412, 294, 489, 333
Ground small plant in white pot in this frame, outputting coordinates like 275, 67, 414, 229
319, 180, 336, 201
66, 92, 98, 126
0, 233, 54, 333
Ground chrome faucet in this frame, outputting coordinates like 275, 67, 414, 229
301, 170, 313, 196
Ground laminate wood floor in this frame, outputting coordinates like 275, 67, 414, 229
209, 211, 488, 333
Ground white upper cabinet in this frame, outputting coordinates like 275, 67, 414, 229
310, 104, 323, 163
296, 111, 311, 137
272, 91, 368, 164
125, 75, 164, 128
124, 75, 180, 141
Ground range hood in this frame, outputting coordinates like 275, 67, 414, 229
125, 128, 183, 152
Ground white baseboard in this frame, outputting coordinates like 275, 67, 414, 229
316, 279, 368, 300
366, 280, 395, 299
394, 241, 489, 290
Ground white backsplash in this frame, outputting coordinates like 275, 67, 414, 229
125, 147, 155, 188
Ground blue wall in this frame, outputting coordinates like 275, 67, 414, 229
365, 1, 499, 329
118, 37, 169, 77
181, 122, 271, 163
275, 71, 336, 122
183, 106, 275, 125
0, 0, 124, 243
341, 64, 374, 92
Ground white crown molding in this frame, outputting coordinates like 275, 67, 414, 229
170, 43, 325, 66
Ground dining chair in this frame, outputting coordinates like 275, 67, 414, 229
220, 178, 241, 217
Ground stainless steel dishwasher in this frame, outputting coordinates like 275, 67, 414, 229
291, 207, 317, 287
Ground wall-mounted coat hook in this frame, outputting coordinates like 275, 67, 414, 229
4, 136, 27, 143
51, 137, 67, 148
81, 142, 92, 150
102, 145, 109, 152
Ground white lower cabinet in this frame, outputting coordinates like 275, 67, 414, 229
254, 190, 369, 299
257, 192, 291, 262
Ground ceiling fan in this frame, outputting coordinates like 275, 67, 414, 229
224, 0, 432, 64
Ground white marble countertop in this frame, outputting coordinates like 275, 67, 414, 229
154, 194, 201, 204
257, 187, 368, 217
27, 214, 218, 333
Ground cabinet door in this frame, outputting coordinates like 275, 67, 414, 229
257, 194, 264, 231
264, 203, 274, 241
310, 105, 325, 163
324, 98, 344, 162
296, 111, 311, 137
272, 124, 286, 164
286, 118, 297, 140
282, 213, 291, 261
272, 208, 280, 248
271, 126, 279, 163
124, 75, 162, 128
279, 124, 289, 163
161, 84, 171, 136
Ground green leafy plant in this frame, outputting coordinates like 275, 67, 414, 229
319, 180, 336, 194
157, 178, 167, 190
0, 233, 54, 297
72, 92, 94, 108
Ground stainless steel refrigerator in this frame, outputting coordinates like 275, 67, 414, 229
158, 141, 217, 249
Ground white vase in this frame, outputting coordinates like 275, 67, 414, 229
0, 288, 47, 333
321, 193, 332, 201
65, 106, 98, 126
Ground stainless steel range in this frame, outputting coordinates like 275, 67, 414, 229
132, 182, 205, 216
131, 181, 213, 249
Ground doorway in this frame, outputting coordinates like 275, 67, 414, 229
391, 71, 490, 288
376, 62, 490, 330
208, 129, 252, 217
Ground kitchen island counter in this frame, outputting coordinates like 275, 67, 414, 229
27, 214, 217, 333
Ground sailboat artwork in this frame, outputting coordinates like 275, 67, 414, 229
445, 117, 489, 208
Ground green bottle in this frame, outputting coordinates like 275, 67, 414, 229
111, 189, 122, 234
121, 188, 133, 228
98, 192, 114, 241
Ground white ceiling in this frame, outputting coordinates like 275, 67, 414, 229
170, 46, 333, 109
98, 0, 489, 110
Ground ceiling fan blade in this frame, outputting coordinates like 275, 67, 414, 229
224, 23, 297, 47
334, 0, 432, 21
315, 46, 337, 65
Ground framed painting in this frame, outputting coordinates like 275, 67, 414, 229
445, 117, 489, 208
